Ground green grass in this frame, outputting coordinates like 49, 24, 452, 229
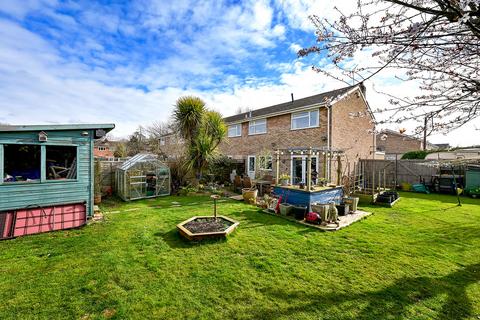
0, 193, 479, 319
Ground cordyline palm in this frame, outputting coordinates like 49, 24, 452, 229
173, 96, 205, 145
173, 96, 226, 180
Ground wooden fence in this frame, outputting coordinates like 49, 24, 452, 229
359, 159, 438, 188
99, 160, 125, 195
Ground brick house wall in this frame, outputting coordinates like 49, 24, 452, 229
219, 108, 329, 179
376, 132, 423, 156
331, 91, 375, 181
94, 141, 115, 159
159, 134, 185, 159
220, 87, 375, 183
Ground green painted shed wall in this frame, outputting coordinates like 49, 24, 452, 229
0, 129, 96, 217
466, 169, 480, 189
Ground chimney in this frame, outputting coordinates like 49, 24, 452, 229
291, 93, 294, 102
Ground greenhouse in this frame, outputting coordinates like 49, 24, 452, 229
116, 153, 170, 201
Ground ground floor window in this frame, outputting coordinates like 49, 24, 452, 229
3, 145, 41, 183
46, 146, 77, 180
258, 155, 272, 171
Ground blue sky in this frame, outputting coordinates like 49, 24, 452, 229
0, 0, 477, 145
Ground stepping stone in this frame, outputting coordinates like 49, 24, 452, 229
171, 202, 181, 205
124, 208, 140, 212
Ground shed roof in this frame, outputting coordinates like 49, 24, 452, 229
223, 85, 357, 123
0, 123, 115, 132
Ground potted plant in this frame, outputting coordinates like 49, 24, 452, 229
279, 173, 290, 186
94, 159, 102, 205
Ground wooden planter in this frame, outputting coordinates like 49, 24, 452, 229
177, 216, 239, 241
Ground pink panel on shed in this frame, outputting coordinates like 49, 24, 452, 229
0, 203, 86, 239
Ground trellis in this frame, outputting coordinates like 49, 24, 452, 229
273, 147, 345, 189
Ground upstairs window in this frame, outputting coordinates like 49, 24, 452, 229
248, 119, 267, 135
228, 124, 242, 137
46, 146, 77, 180
291, 109, 319, 130
3, 145, 41, 183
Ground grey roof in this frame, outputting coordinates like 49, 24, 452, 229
0, 123, 115, 132
223, 85, 357, 123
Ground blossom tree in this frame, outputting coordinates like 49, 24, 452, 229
299, 0, 480, 134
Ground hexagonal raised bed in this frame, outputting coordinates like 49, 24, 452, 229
177, 216, 239, 241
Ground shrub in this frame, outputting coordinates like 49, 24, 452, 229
401, 150, 429, 159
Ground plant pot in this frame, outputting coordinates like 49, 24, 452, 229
336, 204, 349, 216
280, 179, 289, 186
242, 188, 258, 204
292, 205, 307, 220
311, 203, 329, 222
94, 194, 102, 205
344, 197, 359, 213
279, 203, 292, 216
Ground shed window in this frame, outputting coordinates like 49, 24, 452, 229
228, 124, 242, 137
291, 109, 319, 130
3, 145, 41, 183
248, 119, 267, 135
46, 146, 77, 180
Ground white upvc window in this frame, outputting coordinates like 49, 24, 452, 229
159, 137, 166, 146
248, 119, 267, 135
258, 155, 273, 171
291, 109, 319, 130
228, 124, 242, 137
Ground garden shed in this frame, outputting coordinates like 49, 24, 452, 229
116, 153, 170, 201
0, 123, 115, 240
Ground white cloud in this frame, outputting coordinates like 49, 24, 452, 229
0, 0, 478, 147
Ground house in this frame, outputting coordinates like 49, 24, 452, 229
158, 132, 185, 160
0, 123, 115, 239
219, 85, 375, 184
94, 139, 117, 159
376, 129, 436, 159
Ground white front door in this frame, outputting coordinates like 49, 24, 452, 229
291, 155, 318, 185
247, 155, 256, 179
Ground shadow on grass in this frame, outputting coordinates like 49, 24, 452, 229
232, 208, 317, 229
399, 192, 479, 206
246, 263, 480, 320
155, 228, 228, 249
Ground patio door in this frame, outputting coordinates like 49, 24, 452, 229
247, 155, 256, 179
291, 156, 318, 185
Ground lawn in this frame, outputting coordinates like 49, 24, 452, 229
0, 192, 479, 319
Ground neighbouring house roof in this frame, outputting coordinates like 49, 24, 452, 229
223, 85, 358, 124
0, 123, 115, 132
379, 129, 423, 142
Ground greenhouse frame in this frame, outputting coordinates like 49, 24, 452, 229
116, 153, 170, 201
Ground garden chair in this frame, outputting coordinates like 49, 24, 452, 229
243, 176, 253, 189
234, 175, 243, 193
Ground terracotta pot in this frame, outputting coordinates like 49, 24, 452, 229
242, 188, 258, 204
94, 195, 102, 205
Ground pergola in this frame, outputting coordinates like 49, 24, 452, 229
273, 146, 345, 189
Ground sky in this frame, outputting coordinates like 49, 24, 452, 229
0, 0, 478, 146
